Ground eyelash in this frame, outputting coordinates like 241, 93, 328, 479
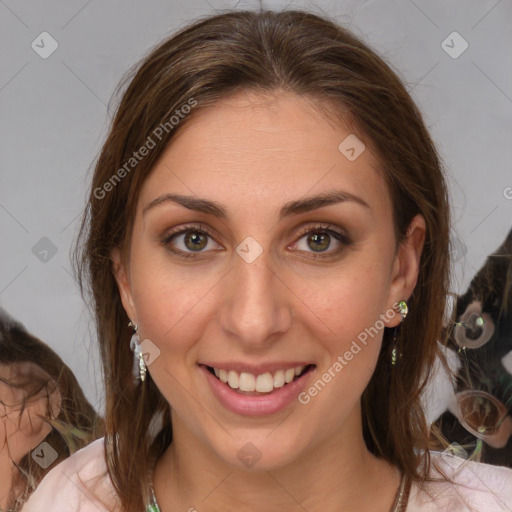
161, 223, 352, 260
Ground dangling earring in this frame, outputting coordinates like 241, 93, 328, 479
129, 321, 146, 382
390, 300, 408, 366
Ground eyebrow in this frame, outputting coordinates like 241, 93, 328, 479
142, 190, 370, 220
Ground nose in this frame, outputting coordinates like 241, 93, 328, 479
218, 248, 293, 349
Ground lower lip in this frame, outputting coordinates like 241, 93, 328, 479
200, 365, 315, 416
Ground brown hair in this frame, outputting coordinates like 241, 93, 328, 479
74, 9, 451, 511
0, 309, 104, 510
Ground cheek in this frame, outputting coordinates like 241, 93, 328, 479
128, 251, 221, 386
130, 242, 195, 332
298, 274, 388, 428
295, 260, 391, 343
295, 261, 391, 402
128, 260, 215, 416
131, 268, 217, 343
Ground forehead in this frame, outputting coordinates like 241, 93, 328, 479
137, 90, 390, 220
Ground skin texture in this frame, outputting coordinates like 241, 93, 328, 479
112, 90, 426, 511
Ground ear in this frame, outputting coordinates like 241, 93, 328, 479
384, 214, 426, 327
111, 247, 137, 323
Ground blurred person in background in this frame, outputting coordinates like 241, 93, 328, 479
0, 308, 103, 511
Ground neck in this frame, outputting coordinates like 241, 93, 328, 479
154, 408, 401, 512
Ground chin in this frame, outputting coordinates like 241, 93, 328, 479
207, 432, 307, 472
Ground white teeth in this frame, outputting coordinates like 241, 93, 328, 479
211, 365, 309, 392
273, 370, 285, 388
284, 368, 295, 383
239, 372, 256, 392
255, 373, 274, 392
227, 370, 239, 389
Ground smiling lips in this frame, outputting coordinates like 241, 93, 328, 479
201, 363, 315, 415
213, 365, 308, 393
205, 364, 313, 394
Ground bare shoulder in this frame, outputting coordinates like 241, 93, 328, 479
407, 451, 512, 511
21, 437, 118, 512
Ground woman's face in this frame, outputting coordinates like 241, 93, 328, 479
113, 90, 424, 470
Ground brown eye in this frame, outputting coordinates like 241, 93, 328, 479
293, 225, 352, 257
307, 232, 331, 252
182, 231, 208, 251
162, 224, 222, 259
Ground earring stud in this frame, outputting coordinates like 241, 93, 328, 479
397, 300, 408, 321
390, 300, 408, 366
129, 321, 147, 383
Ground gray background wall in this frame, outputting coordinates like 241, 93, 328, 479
1, 0, 511, 415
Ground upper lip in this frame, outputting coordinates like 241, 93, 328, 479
200, 362, 314, 374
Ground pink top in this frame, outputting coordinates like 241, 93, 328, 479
22, 437, 512, 511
